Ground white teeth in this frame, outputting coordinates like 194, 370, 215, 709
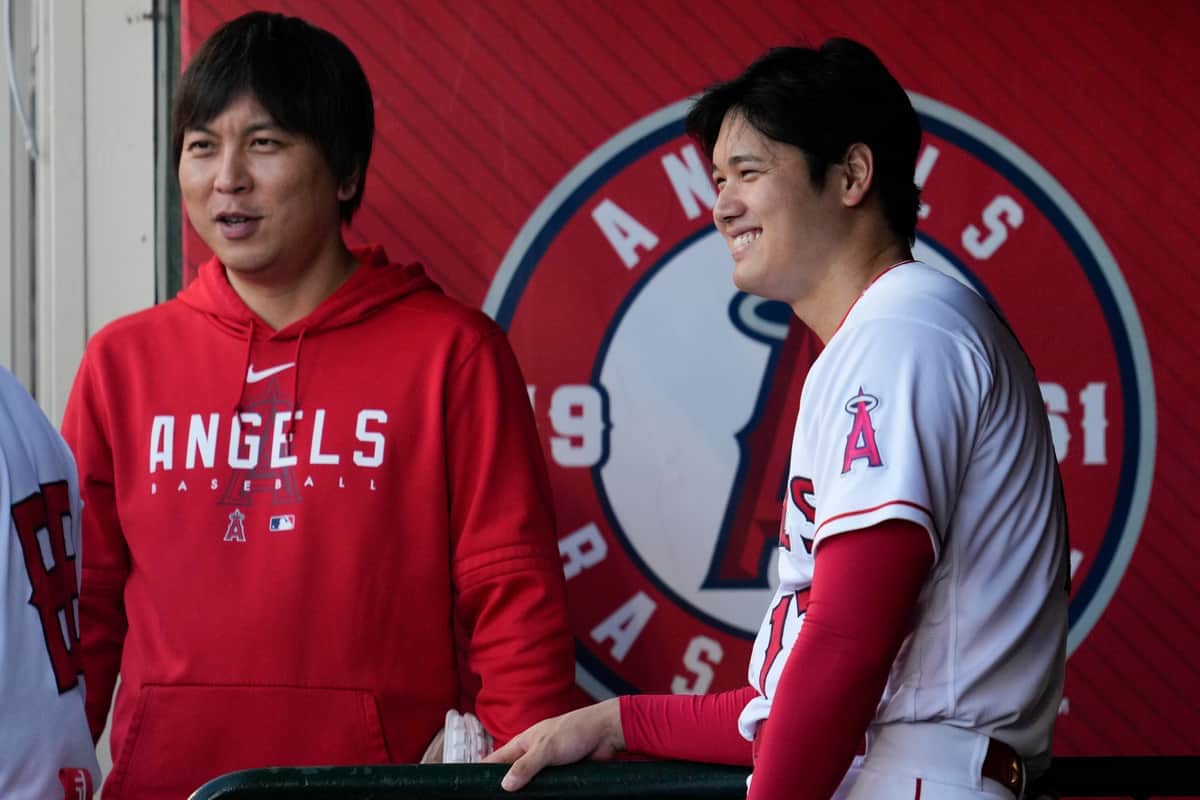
733, 230, 761, 248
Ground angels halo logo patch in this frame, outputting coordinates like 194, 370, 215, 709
485, 96, 1154, 699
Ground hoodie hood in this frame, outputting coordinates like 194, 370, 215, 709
175, 244, 440, 427
176, 244, 438, 339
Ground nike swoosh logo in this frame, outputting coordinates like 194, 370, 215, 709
246, 362, 296, 383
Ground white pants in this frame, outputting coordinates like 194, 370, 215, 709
831, 723, 1021, 800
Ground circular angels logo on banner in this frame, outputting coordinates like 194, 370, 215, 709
485, 96, 1155, 699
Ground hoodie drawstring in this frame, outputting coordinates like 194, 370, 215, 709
231, 317, 304, 459
234, 317, 257, 417
284, 327, 307, 455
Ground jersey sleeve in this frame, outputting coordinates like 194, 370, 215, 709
621, 687, 757, 765
444, 328, 575, 744
60, 350, 131, 741
803, 318, 988, 559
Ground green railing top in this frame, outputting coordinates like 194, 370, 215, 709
191, 762, 746, 799
190, 757, 1200, 800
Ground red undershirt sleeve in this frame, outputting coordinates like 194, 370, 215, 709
620, 686, 758, 766
746, 519, 934, 800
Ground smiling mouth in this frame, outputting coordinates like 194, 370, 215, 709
732, 230, 762, 250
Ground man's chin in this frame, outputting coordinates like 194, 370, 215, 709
215, 251, 269, 275
731, 265, 765, 296
731, 271, 794, 307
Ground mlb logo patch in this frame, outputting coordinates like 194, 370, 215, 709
268, 514, 296, 532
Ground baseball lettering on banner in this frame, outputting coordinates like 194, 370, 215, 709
487, 96, 1153, 698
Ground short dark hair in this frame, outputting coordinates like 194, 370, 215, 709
171, 12, 374, 222
686, 38, 922, 245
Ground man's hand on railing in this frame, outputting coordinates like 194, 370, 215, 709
485, 698, 626, 791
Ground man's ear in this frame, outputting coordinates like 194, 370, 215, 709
840, 143, 874, 208
337, 167, 361, 202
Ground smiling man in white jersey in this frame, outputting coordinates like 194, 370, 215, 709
487, 39, 1070, 800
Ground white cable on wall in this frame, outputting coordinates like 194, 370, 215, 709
4, 0, 37, 160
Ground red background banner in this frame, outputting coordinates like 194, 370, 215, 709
181, 0, 1200, 759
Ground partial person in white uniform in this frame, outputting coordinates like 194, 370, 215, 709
0, 366, 100, 799
486, 38, 1069, 800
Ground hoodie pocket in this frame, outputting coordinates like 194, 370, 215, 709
108, 684, 391, 798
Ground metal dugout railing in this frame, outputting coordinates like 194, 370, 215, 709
189, 758, 1200, 799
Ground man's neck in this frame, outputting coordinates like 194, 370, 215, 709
226, 243, 359, 331
792, 236, 912, 344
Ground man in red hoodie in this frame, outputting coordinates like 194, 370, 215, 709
61, 12, 574, 798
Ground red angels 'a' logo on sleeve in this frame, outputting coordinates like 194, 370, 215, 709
842, 387, 883, 474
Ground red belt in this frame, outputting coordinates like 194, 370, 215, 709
751, 723, 1024, 795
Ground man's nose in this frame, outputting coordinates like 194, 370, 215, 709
214, 149, 250, 194
713, 184, 743, 225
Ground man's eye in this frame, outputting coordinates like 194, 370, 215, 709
185, 140, 213, 152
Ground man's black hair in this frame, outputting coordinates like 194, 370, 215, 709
172, 11, 374, 222
686, 38, 922, 245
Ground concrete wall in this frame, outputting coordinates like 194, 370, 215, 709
1, 0, 157, 422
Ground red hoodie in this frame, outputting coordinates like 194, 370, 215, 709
61, 245, 575, 798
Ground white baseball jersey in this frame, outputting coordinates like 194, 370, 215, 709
0, 367, 100, 799
740, 262, 1069, 778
